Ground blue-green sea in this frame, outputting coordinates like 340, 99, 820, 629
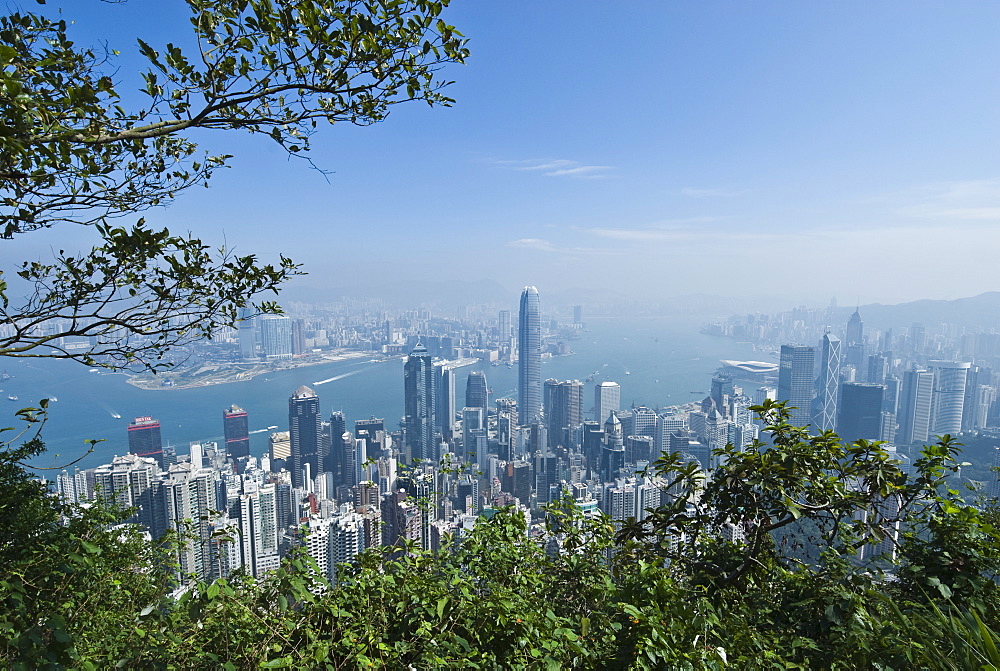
9, 317, 760, 471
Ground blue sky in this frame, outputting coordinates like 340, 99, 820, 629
14, 1, 1000, 306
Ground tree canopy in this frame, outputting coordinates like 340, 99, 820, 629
0, 0, 468, 370
2, 401, 999, 668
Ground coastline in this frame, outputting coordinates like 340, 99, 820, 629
124, 350, 375, 390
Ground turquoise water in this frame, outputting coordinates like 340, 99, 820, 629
7, 317, 758, 471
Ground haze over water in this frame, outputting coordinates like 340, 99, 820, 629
13, 316, 758, 471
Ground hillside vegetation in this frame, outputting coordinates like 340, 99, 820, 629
2, 402, 998, 669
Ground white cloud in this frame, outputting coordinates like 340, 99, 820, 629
497, 158, 615, 179
508, 238, 557, 251
678, 186, 744, 198
506, 237, 621, 255
889, 178, 1000, 221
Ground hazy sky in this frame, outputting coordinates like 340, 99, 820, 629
13, 1, 1000, 307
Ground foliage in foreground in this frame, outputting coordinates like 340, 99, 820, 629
2, 401, 999, 669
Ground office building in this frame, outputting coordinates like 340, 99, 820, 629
837, 383, 885, 443
223, 404, 250, 460
465, 370, 489, 414
813, 333, 841, 432
237, 307, 256, 360
929, 361, 971, 436
544, 379, 584, 449
498, 309, 511, 340
846, 309, 864, 347
436, 363, 457, 440
777, 345, 816, 428
289, 386, 321, 489
404, 343, 437, 463
128, 416, 164, 469
595, 381, 621, 425
518, 286, 542, 423
898, 369, 934, 445
258, 314, 293, 360
710, 374, 734, 418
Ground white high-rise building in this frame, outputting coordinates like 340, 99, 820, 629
157, 463, 215, 580
595, 381, 621, 425
258, 314, 293, 360
929, 361, 972, 436
899, 369, 934, 444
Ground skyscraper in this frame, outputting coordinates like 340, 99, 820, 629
498, 309, 511, 340
846, 309, 864, 346
237, 307, 256, 360
289, 386, 321, 489
544, 379, 584, 449
128, 416, 164, 469
813, 333, 841, 432
223, 404, 250, 460
777, 344, 816, 428
404, 343, 437, 463
595, 381, 621, 425
898, 368, 934, 445
929, 360, 971, 436
258, 314, 293, 360
465, 370, 489, 414
518, 286, 542, 423
837, 383, 885, 443
435, 363, 456, 440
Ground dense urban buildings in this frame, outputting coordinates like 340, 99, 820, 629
54, 292, 1000, 590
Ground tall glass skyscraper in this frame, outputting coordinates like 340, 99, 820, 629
518, 286, 541, 424
289, 386, 321, 489
465, 370, 489, 413
777, 344, 816, 428
813, 333, 841, 432
223, 404, 250, 460
404, 343, 437, 462
127, 416, 164, 469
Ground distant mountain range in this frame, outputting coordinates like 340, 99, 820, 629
836, 292, 1000, 330
278, 281, 1000, 329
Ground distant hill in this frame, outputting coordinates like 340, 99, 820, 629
837, 292, 1000, 330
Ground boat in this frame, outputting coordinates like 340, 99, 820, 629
88, 368, 99, 373
48, 396, 58, 402
111, 412, 121, 419
7, 395, 18, 401
0, 371, 12, 381
267, 425, 278, 430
